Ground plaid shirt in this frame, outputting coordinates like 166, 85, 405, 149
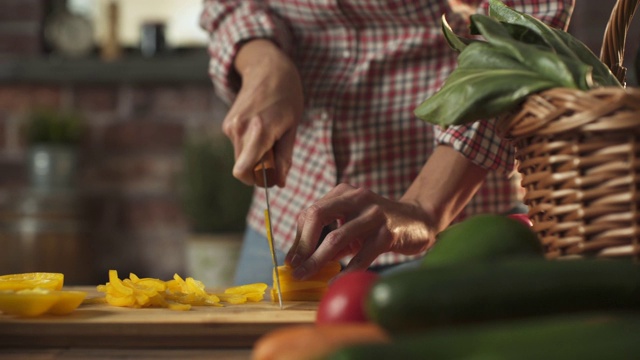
200, 0, 573, 266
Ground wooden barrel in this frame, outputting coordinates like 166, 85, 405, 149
0, 189, 94, 285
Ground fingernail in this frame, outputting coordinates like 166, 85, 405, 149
293, 266, 307, 280
290, 254, 302, 268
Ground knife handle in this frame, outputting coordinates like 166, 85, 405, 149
254, 149, 277, 188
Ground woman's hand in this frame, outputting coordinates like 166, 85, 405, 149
223, 39, 304, 187
285, 145, 489, 279
285, 183, 437, 279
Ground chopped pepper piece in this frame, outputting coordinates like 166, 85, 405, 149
0, 289, 86, 317
271, 261, 341, 302
0, 273, 64, 291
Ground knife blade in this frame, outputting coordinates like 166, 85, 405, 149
254, 149, 283, 309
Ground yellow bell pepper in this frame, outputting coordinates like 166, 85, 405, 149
47, 291, 87, 315
0, 289, 87, 317
271, 261, 341, 302
0, 272, 64, 291
224, 283, 269, 295
97, 270, 270, 310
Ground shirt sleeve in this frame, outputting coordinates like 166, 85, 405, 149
435, 0, 575, 174
199, 1, 294, 103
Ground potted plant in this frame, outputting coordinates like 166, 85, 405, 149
23, 107, 84, 191
180, 134, 253, 287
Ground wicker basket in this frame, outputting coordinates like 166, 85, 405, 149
496, 0, 640, 260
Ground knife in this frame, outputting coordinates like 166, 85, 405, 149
254, 149, 284, 309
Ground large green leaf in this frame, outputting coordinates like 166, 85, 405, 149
416, 1, 615, 128
551, 28, 621, 87
470, 14, 588, 89
488, 0, 620, 87
414, 69, 559, 128
487, 0, 576, 58
442, 14, 477, 52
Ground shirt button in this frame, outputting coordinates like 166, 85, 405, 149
321, 112, 328, 120
342, 50, 351, 58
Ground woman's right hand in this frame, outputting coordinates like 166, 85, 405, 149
223, 39, 304, 187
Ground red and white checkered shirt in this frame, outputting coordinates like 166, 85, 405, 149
200, 0, 573, 266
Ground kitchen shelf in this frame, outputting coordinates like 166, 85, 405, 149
0, 49, 211, 84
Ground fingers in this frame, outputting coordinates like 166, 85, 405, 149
286, 184, 358, 266
305, 206, 391, 279
233, 116, 272, 186
222, 104, 298, 188
341, 226, 393, 274
288, 185, 394, 280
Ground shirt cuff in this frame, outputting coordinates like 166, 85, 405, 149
203, 5, 293, 103
435, 119, 516, 174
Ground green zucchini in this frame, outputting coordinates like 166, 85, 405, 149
325, 312, 640, 360
366, 258, 640, 334
422, 214, 542, 268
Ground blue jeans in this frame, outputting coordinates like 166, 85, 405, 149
233, 227, 287, 285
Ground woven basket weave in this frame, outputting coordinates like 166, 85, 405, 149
496, 0, 640, 260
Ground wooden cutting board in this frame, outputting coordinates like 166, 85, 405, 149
0, 287, 317, 349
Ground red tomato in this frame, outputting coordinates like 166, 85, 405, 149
508, 213, 533, 227
316, 271, 380, 324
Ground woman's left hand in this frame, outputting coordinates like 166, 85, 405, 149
285, 183, 436, 279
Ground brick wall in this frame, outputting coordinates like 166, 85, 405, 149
0, 0, 44, 57
0, 0, 638, 284
0, 1, 238, 285
0, 81, 230, 284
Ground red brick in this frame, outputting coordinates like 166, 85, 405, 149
0, 159, 27, 187
73, 86, 118, 112
130, 85, 212, 115
79, 153, 181, 194
80, 193, 188, 280
82, 193, 187, 230
0, 85, 62, 113
0, 113, 7, 150
101, 120, 184, 152
0, 33, 41, 56
0, 0, 43, 22
124, 196, 187, 229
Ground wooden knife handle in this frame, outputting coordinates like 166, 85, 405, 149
254, 149, 277, 188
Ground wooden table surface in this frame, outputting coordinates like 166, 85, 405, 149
0, 287, 318, 359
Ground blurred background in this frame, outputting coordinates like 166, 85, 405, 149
0, 0, 638, 286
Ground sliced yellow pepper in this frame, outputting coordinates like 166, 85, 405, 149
47, 291, 87, 315
216, 293, 248, 304
270, 288, 327, 302
271, 261, 340, 302
245, 292, 266, 302
108, 270, 134, 296
99, 270, 224, 310
0, 290, 59, 317
97, 270, 270, 310
224, 283, 269, 295
0, 289, 86, 317
0, 273, 64, 291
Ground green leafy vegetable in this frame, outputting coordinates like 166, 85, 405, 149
415, 0, 621, 128
487, 0, 619, 87
415, 43, 559, 127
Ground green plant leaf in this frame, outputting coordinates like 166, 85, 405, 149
470, 14, 586, 89
550, 28, 621, 87
488, 0, 620, 87
414, 67, 558, 127
442, 14, 477, 52
487, 0, 576, 58
25, 108, 84, 145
